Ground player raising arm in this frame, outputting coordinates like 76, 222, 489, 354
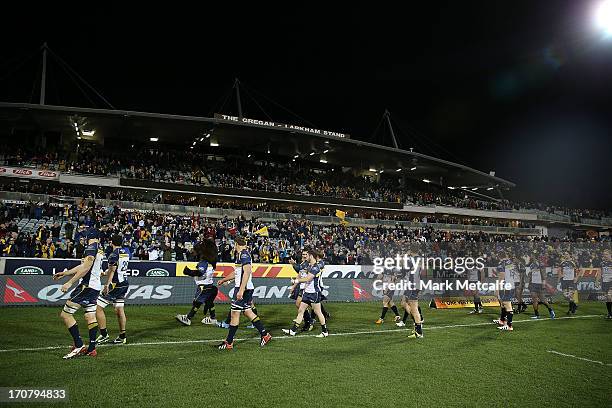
176, 239, 220, 326
53, 228, 104, 359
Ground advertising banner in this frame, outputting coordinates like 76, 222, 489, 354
0, 166, 60, 181
0, 276, 369, 306
433, 296, 500, 309
2, 258, 177, 277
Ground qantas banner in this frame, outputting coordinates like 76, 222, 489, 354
0, 276, 373, 306
0, 166, 60, 181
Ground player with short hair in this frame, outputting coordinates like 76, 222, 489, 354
53, 228, 104, 358
282, 248, 329, 338
95, 234, 130, 344
288, 249, 315, 331
526, 252, 555, 320
558, 252, 583, 315
176, 239, 220, 326
216, 236, 272, 350
375, 269, 402, 324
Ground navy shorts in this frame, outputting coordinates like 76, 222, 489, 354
602, 281, 611, 292
561, 280, 576, 290
403, 289, 420, 301
499, 289, 514, 302
97, 283, 129, 308
289, 286, 304, 300
231, 289, 254, 311
195, 285, 218, 304
301, 292, 322, 305
382, 288, 394, 299
69, 285, 100, 307
529, 283, 543, 294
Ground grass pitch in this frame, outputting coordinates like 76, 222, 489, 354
0, 301, 611, 407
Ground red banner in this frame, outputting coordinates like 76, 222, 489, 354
0, 166, 60, 181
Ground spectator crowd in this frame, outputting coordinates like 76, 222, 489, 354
0, 200, 606, 265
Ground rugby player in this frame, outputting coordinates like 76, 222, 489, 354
526, 251, 555, 320
600, 249, 612, 319
465, 260, 483, 315
95, 234, 130, 344
514, 253, 528, 314
288, 249, 315, 331
282, 248, 329, 338
53, 228, 104, 358
402, 249, 424, 339
176, 239, 219, 326
559, 252, 583, 315
375, 269, 401, 324
493, 252, 516, 331
316, 250, 331, 320
216, 236, 272, 350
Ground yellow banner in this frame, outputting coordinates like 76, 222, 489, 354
433, 296, 500, 309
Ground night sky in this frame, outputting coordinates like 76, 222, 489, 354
2, 1, 612, 209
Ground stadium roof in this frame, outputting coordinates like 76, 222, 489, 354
0, 102, 515, 190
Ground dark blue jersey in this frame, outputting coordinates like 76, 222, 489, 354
80, 242, 104, 291
108, 247, 130, 285
234, 249, 254, 290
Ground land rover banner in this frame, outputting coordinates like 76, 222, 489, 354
1, 258, 177, 277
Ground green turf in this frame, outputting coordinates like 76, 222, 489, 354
0, 301, 611, 408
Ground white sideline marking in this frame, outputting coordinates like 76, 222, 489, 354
0, 314, 601, 354
547, 350, 612, 367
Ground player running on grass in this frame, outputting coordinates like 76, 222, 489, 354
216, 236, 272, 350
282, 248, 329, 337
53, 228, 104, 358
176, 239, 220, 326
95, 234, 130, 345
